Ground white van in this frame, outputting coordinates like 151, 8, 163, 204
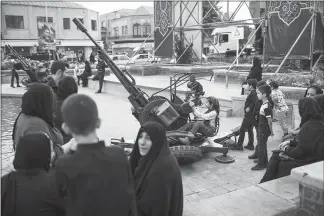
209, 26, 254, 54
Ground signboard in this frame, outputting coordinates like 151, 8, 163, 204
37, 22, 56, 50
231, 27, 244, 40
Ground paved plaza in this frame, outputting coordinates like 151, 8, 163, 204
1, 83, 301, 216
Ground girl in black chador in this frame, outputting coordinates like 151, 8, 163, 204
129, 121, 183, 216
241, 56, 263, 95
1, 132, 64, 216
260, 97, 324, 183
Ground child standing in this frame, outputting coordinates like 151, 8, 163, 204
252, 84, 274, 170
269, 81, 289, 137
231, 79, 258, 151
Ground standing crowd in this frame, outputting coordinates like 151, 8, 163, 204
2, 56, 324, 216
2, 60, 184, 216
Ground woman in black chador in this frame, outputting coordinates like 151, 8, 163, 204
241, 56, 263, 95
129, 121, 183, 216
1, 132, 64, 216
260, 97, 324, 183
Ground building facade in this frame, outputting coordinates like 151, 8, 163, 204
1, 1, 103, 59
100, 6, 154, 56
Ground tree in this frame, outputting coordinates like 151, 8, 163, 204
202, 1, 223, 42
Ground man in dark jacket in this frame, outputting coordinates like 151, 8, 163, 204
231, 79, 258, 151
46, 61, 69, 95
53, 94, 137, 216
11, 62, 22, 88
95, 57, 107, 93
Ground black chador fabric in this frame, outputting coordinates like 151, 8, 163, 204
314, 94, 324, 118
260, 97, 324, 183
129, 121, 183, 216
52, 141, 136, 216
246, 58, 262, 82
1, 133, 64, 216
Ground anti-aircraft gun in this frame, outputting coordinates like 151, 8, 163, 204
5, 45, 38, 84
73, 18, 235, 165
73, 18, 188, 130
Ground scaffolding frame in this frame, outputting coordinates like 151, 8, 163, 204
122, 1, 323, 88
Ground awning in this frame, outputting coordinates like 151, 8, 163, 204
2, 40, 38, 47
56, 40, 103, 47
1, 40, 103, 48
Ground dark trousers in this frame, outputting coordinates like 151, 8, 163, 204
179, 121, 214, 137
11, 69, 19, 86
98, 72, 105, 91
257, 129, 270, 166
237, 116, 255, 146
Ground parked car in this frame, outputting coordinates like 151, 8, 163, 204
109, 54, 131, 66
129, 54, 161, 64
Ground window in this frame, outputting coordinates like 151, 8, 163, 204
101, 21, 106, 27
63, 18, 70, 29
122, 26, 125, 35
37, 16, 53, 23
219, 34, 229, 43
114, 27, 119, 37
133, 23, 141, 36
5, 15, 24, 29
113, 56, 118, 61
77, 18, 84, 30
91, 20, 97, 31
124, 26, 128, 35
142, 23, 151, 36
108, 32, 111, 37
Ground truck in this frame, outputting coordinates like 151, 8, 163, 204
208, 25, 255, 56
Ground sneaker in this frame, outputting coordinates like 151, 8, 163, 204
248, 153, 258, 159
244, 145, 254, 150
17, 85, 22, 87
10, 85, 15, 88
251, 164, 266, 170
230, 145, 243, 151
95, 90, 102, 94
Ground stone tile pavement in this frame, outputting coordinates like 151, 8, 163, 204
1, 83, 302, 216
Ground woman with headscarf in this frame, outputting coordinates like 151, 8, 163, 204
241, 56, 263, 95
12, 83, 63, 164
129, 121, 183, 216
2, 132, 64, 216
260, 97, 324, 183
178, 96, 220, 145
54, 76, 78, 143
303, 84, 323, 97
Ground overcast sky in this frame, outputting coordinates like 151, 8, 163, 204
76, 2, 252, 21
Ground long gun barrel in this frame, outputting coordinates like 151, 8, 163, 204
6, 45, 38, 82
72, 18, 149, 114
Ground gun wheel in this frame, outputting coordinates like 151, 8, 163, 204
169, 145, 202, 165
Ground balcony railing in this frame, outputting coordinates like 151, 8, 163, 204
107, 34, 153, 40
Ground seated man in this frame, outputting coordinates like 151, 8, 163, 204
178, 96, 220, 145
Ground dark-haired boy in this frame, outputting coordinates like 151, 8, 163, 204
53, 94, 136, 216
231, 79, 258, 151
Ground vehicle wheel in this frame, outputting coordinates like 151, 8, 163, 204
169, 145, 202, 165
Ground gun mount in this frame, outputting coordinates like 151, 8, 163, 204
72, 18, 188, 130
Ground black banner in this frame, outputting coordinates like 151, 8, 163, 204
154, 1, 173, 58
265, 1, 313, 57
